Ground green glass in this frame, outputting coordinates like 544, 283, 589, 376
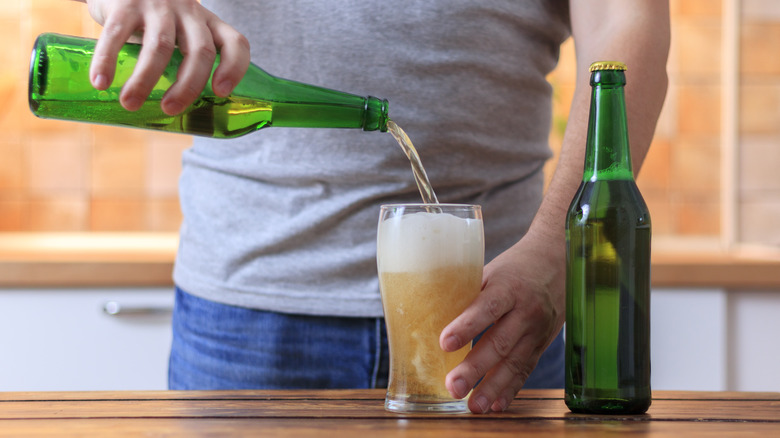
564, 63, 652, 415
28, 33, 389, 138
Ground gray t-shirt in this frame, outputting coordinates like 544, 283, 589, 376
173, 0, 571, 317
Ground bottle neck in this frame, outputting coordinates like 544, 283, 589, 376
582, 70, 633, 182
363, 96, 389, 132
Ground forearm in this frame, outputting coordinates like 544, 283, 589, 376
526, 0, 670, 258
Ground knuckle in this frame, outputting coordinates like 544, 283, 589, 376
230, 32, 251, 52
504, 355, 532, 383
148, 34, 177, 56
466, 359, 488, 381
179, 84, 202, 101
178, 40, 218, 66
101, 21, 126, 40
485, 295, 507, 321
489, 333, 513, 358
195, 43, 218, 61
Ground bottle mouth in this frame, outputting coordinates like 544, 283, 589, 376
29, 34, 46, 114
364, 96, 389, 132
590, 70, 626, 87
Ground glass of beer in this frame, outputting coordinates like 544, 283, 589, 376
377, 203, 484, 413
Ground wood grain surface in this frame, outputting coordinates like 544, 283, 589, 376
1, 389, 778, 437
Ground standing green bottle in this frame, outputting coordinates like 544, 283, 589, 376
28, 33, 389, 138
564, 61, 651, 415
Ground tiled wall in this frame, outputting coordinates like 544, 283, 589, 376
1, 1, 187, 232
549, 0, 780, 247
3, 1, 779, 247
739, 0, 780, 246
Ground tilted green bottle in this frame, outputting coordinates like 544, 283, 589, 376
564, 61, 651, 415
28, 33, 389, 138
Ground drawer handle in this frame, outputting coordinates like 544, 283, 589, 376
103, 301, 172, 316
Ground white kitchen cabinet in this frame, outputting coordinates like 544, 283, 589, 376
2, 286, 779, 392
727, 290, 780, 391
651, 288, 729, 391
0, 287, 173, 391
651, 287, 780, 392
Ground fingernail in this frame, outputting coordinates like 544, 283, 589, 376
443, 335, 460, 352
475, 395, 489, 414
452, 378, 469, 399
492, 397, 509, 412
162, 99, 184, 115
93, 74, 109, 90
215, 79, 234, 96
123, 96, 142, 111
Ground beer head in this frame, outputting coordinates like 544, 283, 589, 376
377, 211, 484, 273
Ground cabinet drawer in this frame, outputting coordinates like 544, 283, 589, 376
0, 288, 173, 391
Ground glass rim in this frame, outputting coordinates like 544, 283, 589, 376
379, 203, 481, 210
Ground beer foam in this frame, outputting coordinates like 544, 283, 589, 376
377, 212, 484, 273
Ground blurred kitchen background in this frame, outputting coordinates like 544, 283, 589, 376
0, 1, 778, 392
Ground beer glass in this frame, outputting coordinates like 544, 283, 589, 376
377, 204, 484, 413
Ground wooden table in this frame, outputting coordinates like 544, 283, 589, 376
1, 389, 779, 436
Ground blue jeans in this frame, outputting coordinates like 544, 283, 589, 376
168, 287, 563, 390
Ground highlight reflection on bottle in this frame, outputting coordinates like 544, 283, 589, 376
377, 204, 484, 413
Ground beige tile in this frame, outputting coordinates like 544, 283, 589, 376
91, 124, 151, 145
673, 19, 722, 78
28, 0, 84, 37
739, 81, 780, 135
743, 0, 780, 21
672, 0, 722, 17
0, 198, 26, 231
0, 141, 24, 190
739, 196, 780, 246
91, 129, 146, 195
0, 0, 22, 18
642, 189, 674, 237
146, 133, 191, 197
677, 84, 721, 135
24, 109, 87, 135
638, 139, 672, 192
145, 198, 182, 232
740, 23, 780, 76
90, 197, 146, 231
28, 195, 89, 231
0, 70, 28, 146
27, 132, 89, 193
674, 194, 721, 236
670, 135, 721, 196
740, 135, 780, 192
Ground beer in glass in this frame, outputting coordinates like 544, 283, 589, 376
377, 204, 484, 413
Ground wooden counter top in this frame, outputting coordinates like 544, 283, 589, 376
0, 389, 778, 437
0, 233, 778, 289
0, 233, 178, 287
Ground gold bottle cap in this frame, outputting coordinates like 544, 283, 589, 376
589, 61, 627, 72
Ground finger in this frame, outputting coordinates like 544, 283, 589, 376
440, 276, 516, 354
161, 20, 217, 115
208, 17, 251, 97
119, 13, 177, 111
90, 11, 142, 90
468, 340, 538, 414
443, 306, 524, 399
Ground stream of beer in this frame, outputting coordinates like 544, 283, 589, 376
387, 121, 439, 205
